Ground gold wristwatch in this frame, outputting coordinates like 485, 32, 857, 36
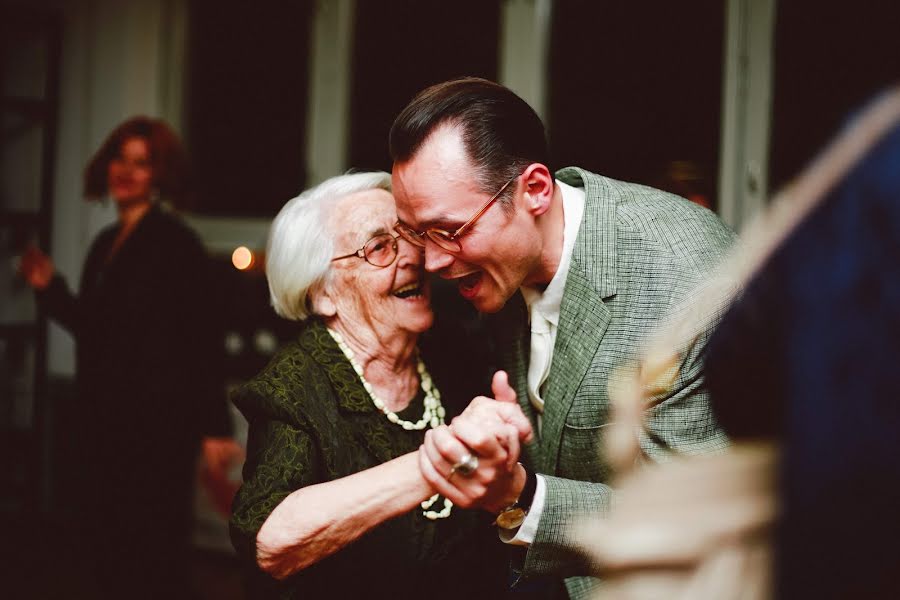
495, 465, 538, 530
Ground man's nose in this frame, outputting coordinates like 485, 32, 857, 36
423, 240, 454, 273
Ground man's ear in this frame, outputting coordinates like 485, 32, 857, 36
520, 163, 554, 217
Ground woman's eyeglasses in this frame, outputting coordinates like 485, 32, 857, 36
331, 232, 402, 268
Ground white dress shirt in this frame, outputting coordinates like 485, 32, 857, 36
502, 180, 585, 545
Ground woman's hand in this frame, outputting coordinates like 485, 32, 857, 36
418, 371, 533, 513
19, 245, 55, 290
201, 436, 244, 517
202, 436, 244, 480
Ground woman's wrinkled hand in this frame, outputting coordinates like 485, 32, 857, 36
418, 371, 533, 513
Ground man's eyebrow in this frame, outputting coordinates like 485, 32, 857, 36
401, 214, 459, 231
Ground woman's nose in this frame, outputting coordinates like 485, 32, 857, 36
396, 236, 425, 267
112, 159, 135, 173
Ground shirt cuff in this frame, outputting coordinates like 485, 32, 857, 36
498, 474, 546, 546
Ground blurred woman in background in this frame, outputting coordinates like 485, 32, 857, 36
20, 116, 235, 599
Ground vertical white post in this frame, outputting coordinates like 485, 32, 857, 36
158, 0, 188, 133
498, 0, 553, 121
304, 0, 355, 185
718, 0, 776, 230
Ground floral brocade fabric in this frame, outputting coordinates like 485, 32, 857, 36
229, 319, 508, 599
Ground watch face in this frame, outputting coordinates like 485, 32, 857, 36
495, 507, 527, 530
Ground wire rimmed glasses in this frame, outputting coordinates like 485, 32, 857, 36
331, 232, 403, 268
394, 173, 519, 253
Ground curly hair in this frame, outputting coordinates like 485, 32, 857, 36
83, 116, 192, 208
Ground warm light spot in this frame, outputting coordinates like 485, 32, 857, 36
232, 246, 253, 270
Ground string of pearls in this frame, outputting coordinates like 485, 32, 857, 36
327, 327, 452, 520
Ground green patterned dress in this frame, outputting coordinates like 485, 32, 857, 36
230, 319, 508, 598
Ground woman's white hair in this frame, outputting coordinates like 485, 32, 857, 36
266, 171, 392, 321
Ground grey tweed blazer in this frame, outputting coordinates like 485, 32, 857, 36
489, 167, 735, 599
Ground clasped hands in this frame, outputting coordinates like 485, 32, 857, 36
419, 370, 534, 514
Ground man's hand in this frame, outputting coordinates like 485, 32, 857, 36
419, 371, 533, 513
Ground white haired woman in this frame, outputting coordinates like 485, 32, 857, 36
229, 172, 529, 598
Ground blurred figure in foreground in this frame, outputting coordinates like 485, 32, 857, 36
229, 172, 522, 598
20, 116, 236, 599
705, 88, 900, 600
574, 87, 900, 599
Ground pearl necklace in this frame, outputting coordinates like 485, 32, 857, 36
327, 327, 452, 520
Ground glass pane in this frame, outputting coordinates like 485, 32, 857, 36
1, 24, 49, 100
548, 0, 724, 210
0, 226, 37, 324
0, 112, 45, 213
349, 0, 501, 172
768, 0, 900, 192
0, 334, 35, 429
186, 2, 313, 217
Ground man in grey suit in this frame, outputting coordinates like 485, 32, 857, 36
390, 77, 734, 598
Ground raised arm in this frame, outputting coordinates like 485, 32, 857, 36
21, 245, 81, 333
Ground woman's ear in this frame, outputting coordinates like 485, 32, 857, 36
520, 163, 554, 217
309, 283, 336, 317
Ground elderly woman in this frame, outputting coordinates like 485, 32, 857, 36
230, 172, 526, 598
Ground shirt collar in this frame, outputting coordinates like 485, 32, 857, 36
521, 180, 585, 328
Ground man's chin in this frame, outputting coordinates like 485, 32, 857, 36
454, 273, 512, 313
466, 289, 509, 314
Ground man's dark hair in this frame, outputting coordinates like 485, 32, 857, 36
389, 77, 550, 204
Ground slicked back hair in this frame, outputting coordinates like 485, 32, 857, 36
389, 77, 550, 207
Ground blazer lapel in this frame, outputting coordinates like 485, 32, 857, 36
537, 167, 619, 474
537, 268, 611, 473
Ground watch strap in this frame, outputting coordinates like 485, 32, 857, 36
495, 464, 538, 530
517, 464, 537, 511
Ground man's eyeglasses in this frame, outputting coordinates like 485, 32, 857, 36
394, 173, 518, 253
331, 232, 403, 268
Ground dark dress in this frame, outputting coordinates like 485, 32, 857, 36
230, 318, 510, 599
37, 204, 230, 598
